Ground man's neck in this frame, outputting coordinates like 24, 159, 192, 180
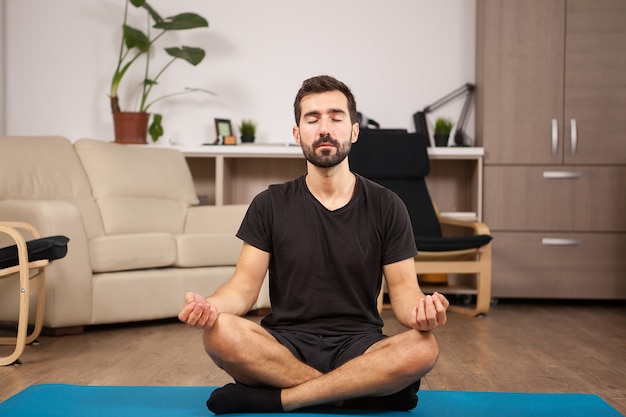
305, 162, 356, 211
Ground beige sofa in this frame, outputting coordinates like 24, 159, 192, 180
0, 136, 268, 331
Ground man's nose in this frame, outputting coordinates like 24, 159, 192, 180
319, 117, 331, 136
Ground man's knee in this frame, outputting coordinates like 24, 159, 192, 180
403, 331, 439, 377
202, 313, 249, 363
202, 313, 274, 367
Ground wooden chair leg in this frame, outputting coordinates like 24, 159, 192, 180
0, 265, 31, 366
25, 268, 46, 345
447, 249, 492, 317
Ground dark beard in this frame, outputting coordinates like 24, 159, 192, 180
301, 135, 351, 168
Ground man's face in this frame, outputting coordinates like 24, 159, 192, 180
293, 90, 359, 168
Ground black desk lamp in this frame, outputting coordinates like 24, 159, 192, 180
413, 83, 475, 147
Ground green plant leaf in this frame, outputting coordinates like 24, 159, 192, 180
239, 119, 257, 136
149, 113, 164, 142
140, 2, 163, 24
154, 13, 208, 31
123, 25, 150, 51
165, 46, 206, 66
434, 118, 453, 135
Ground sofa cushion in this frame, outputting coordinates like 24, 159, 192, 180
74, 139, 199, 235
175, 234, 241, 267
97, 197, 188, 235
184, 204, 249, 234
90, 233, 176, 272
0, 136, 105, 239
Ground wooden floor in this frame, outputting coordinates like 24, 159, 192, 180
1, 300, 625, 415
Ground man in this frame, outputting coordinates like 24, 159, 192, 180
178, 75, 449, 414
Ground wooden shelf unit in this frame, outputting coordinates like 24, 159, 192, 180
170, 144, 484, 221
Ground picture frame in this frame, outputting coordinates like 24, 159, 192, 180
214, 118, 233, 140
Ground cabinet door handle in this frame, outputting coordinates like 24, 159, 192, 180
551, 118, 559, 158
570, 118, 578, 156
543, 171, 582, 179
542, 238, 582, 246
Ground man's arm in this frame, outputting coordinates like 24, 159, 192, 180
383, 258, 448, 331
178, 242, 270, 329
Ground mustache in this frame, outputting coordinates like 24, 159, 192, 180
312, 135, 340, 148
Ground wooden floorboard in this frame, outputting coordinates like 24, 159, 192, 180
1, 300, 625, 414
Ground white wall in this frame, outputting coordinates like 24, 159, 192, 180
3, 0, 476, 145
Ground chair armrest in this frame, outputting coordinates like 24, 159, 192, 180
0, 222, 41, 274
438, 216, 491, 235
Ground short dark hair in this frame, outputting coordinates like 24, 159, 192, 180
293, 75, 358, 126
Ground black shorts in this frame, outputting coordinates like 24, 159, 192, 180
265, 328, 387, 374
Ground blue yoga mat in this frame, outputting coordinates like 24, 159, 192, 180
0, 384, 622, 417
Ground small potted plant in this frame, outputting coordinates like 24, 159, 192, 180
109, 0, 211, 144
433, 117, 453, 147
238, 119, 257, 143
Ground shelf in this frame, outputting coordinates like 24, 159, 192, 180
440, 211, 479, 222
157, 143, 484, 159
172, 144, 484, 219
174, 143, 302, 158
427, 147, 484, 158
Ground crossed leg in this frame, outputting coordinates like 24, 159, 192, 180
202, 313, 439, 413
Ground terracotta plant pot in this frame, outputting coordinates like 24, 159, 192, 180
113, 112, 149, 144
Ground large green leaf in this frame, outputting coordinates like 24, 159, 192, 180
123, 24, 150, 51
141, 2, 163, 25
130, 0, 163, 24
154, 13, 208, 31
165, 46, 206, 66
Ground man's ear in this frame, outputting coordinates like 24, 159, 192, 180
292, 126, 301, 144
351, 123, 360, 143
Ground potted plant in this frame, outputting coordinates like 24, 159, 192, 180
238, 119, 257, 143
433, 117, 453, 147
110, 0, 210, 144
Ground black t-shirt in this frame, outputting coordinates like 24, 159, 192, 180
237, 174, 417, 336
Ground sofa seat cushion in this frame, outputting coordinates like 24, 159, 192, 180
90, 233, 176, 273
175, 234, 241, 267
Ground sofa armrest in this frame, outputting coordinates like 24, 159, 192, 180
0, 199, 94, 327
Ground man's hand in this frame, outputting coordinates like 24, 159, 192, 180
409, 292, 449, 331
178, 292, 219, 329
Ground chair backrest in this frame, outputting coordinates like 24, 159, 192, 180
349, 130, 442, 238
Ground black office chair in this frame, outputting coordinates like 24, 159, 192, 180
349, 130, 492, 316
0, 222, 69, 365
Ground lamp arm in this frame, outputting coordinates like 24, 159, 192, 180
423, 83, 474, 113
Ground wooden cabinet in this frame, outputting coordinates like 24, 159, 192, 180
477, 0, 626, 165
484, 166, 626, 232
476, 0, 626, 299
477, 0, 566, 165
491, 232, 626, 299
